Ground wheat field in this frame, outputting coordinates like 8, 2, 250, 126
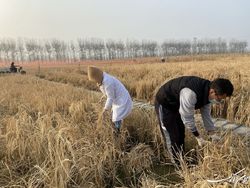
0, 54, 249, 187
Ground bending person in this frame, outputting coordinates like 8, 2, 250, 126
88, 66, 133, 133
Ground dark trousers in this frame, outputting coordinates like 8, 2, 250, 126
155, 100, 185, 163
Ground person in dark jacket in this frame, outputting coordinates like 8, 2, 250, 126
10, 62, 18, 73
154, 76, 234, 163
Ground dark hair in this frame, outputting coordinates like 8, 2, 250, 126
210, 78, 234, 96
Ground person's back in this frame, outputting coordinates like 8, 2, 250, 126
155, 76, 210, 110
100, 72, 132, 122
104, 73, 130, 99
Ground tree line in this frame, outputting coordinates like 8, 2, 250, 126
0, 38, 248, 62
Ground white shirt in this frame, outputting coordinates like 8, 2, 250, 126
179, 87, 215, 132
99, 72, 133, 122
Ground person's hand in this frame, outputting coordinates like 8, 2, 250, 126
209, 134, 221, 142
196, 136, 209, 147
207, 131, 221, 142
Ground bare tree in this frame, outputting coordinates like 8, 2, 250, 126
229, 40, 248, 53
0, 39, 8, 62
0, 39, 17, 62
70, 41, 79, 62
115, 40, 125, 59
16, 38, 25, 62
44, 41, 53, 61
25, 39, 42, 61
0, 37, 249, 63
91, 38, 105, 60
126, 40, 141, 58
141, 40, 158, 57
161, 40, 180, 56
51, 39, 67, 61
77, 38, 87, 60
106, 39, 115, 59
217, 38, 227, 53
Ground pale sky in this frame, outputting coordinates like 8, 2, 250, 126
0, 0, 249, 43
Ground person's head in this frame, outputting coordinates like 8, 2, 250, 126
209, 78, 234, 104
87, 66, 103, 86
11, 62, 14, 66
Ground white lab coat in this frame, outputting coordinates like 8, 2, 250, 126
99, 72, 133, 122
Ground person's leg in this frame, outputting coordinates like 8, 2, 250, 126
176, 113, 199, 165
155, 101, 185, 163
155, 102, 174, 162
114, 120, 122, 134
176, 113, 185, 152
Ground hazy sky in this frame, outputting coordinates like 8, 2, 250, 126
0, 0, 249, 43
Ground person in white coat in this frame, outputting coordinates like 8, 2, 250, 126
88, 66, 133, 133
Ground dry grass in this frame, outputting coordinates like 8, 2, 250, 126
35, 54, 250, 126
0, 54, 249, 187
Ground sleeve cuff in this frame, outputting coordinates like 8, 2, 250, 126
192, 131, 200, 137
